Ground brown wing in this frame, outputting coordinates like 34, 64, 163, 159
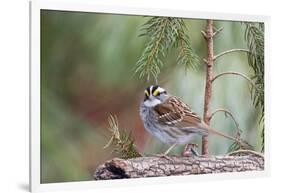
153, 96, 205, 129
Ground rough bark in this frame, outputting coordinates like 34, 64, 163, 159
94, 150, 264, 180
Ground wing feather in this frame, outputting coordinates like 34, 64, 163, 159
153, 96, 207, 130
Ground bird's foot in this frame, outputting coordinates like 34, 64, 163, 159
182, 143, 200, 157
145, 143, 178, 161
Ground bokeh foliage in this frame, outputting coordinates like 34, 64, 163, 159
41, 10, 264, 183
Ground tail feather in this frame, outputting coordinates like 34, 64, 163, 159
207, 126, 252, 150
208, 127, 238, 142
181, 125, 252, 150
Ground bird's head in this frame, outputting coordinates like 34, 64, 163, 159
143, 85, 168, 107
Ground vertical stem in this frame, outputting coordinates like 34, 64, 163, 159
202, 20, 214, 155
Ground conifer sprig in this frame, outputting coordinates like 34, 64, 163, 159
244, 22, 265, 151
135, 17, 199, 82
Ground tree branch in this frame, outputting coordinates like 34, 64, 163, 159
94, 151, 264, 180
213, 49, 250, 61
213, 27, 224, 37
210, 108, 241, 135
212, 71, 255, 87
201, 30, 207, 39
202, 19, 214, 155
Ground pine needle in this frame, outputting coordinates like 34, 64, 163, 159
244, 22, 264, 152
134, 17, 199, 82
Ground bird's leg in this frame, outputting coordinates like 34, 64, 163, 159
164, 143, 177, 155
150, 143, 177, 161
182, 143, 199, 157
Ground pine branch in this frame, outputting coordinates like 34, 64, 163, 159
135, 17, 177, 81
135, 17, 198, 82
175, 19, 199, 71
243, 22, 265, 152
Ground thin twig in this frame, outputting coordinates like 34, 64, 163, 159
213, 27, 224, 37
201, 30, 207, 38
227, 149, 264, 158
103, 115, 120, 148
213, 49, 250, 61
212, 71, 255, 87
209, 108, 241, 134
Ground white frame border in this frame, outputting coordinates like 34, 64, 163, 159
30, 0, 271, 192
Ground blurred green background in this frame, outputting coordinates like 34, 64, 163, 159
41, 10, 262, 183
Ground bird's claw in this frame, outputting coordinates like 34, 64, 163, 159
182, 143, 200, 157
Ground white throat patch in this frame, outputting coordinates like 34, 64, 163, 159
144, 98, 161, 107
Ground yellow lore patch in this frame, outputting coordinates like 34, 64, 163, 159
153, 89, 159, 96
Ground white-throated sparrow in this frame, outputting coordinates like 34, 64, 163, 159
140, 85, 241, 155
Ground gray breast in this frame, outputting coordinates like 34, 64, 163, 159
139, 103, 196, 145
139, 103, 178, 144
139, 104, 157, 133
